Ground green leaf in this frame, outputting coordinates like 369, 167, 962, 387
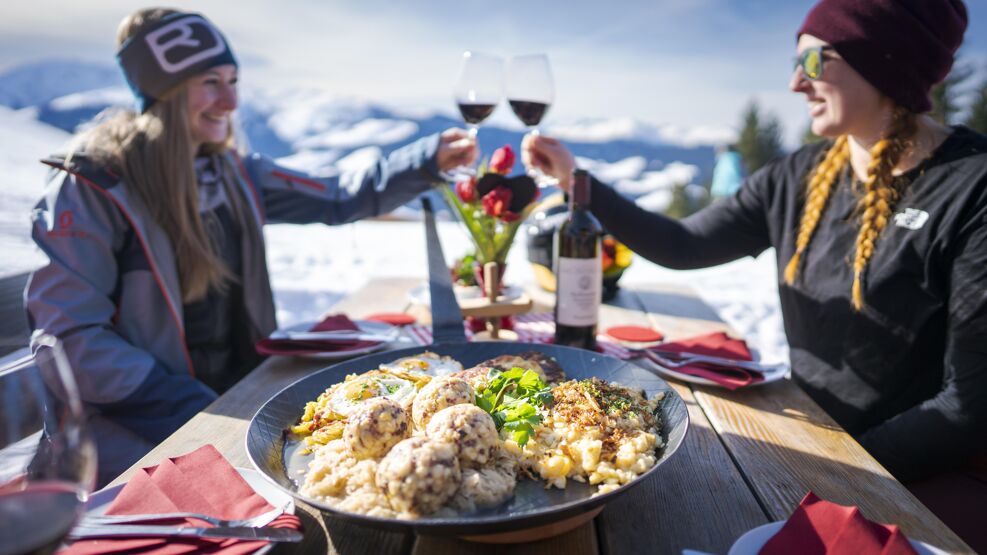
475, 392, 495, 413
512, 424, 533, 447
518, 370, 542, 390
506, 401, 537, 421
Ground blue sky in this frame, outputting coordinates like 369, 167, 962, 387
2, 0, 986, 146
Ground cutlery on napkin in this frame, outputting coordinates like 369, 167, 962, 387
255, 313, 384, 356
68, 524, 302, 542
640, 332, 766, 390
62, 445, 302, 555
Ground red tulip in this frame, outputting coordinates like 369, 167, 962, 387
482, 185, 513, 218
489, 145, 515, 175
455, 177, 477, 203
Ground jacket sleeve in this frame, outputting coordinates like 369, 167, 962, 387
240, 133, 443, 225
25, 171, 216, 443
859, 215, 987, 482
587, 162, 775, 270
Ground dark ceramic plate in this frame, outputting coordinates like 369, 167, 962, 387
245, 341, 689, 536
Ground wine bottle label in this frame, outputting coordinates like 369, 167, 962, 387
556, 256, 602, 326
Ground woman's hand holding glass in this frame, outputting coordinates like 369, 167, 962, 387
521, 133, 576, 193
437, 128, 479, 174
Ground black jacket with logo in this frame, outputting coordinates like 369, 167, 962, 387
589, 126, 987, 482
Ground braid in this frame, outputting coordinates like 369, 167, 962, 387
850, 107, 917, 310
784, 135, 850, 285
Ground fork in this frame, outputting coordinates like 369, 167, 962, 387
78, 501, 289, 528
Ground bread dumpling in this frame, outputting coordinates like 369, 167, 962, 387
375, 437, 461, 515
411, 376, 473, 429
425, 404, 499, 466
344, 398, 410, 460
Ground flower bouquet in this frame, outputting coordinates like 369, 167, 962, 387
440, 145, 540, 291
441, 145, 539, 336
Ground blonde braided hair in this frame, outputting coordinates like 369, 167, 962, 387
783, 134, 850, 285
784, 106, 917, 311
849, 107, 916, 310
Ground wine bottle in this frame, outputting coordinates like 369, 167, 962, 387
554, 169, 602, 349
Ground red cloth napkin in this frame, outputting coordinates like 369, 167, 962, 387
651, 331, 763, 390
254, 313, 379, 356
63, 444, 301, 555
759, 492, 918, 554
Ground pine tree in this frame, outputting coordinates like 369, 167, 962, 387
930, 62, 973, 125
735, 101, 784, 173
965, 72, 987, 134
663, 183, 693, 219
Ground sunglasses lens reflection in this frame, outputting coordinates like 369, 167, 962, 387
802, 49, 822, 79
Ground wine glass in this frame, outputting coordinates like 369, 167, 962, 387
506, 54, 555, 184
450, 51, 504, 179
0, 335, 96, 555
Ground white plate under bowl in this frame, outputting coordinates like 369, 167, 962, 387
643, 358, 788, 389
274, 319, 395, 360
407, 283, 524, 306
80, 467, 295, 554
728, 520, 948, 555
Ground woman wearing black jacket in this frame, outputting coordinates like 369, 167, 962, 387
524, 0, 985, 549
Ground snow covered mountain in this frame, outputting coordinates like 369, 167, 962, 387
0, 59, 728, 196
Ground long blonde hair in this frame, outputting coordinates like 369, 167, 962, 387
784, 106, 917, 311
70, 8, 236, 303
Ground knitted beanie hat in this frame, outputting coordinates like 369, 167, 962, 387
798, 0, 967, 113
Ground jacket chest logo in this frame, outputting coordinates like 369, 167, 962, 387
893, 208, 929, 230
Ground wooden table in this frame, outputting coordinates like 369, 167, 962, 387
109, 277, 973, 554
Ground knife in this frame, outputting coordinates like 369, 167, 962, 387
67, 524, 304, 542
267, 330, 405, 342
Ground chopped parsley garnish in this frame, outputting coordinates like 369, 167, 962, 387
475, 367, 552, 447
580, 378, 634, 415
383, 382, 403, 394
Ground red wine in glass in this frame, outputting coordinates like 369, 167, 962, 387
506, 54, 555, 184
508, 100, 550, 127
457, 103, 496, 125
450, 51, 503, 179
0, 482, 83, 555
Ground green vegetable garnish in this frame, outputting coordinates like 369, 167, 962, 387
475, 367, 552, 447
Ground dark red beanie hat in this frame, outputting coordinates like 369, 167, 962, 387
798, 0, 968, 113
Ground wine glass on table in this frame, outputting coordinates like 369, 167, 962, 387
0, 335, 96, 555
450, 51, 503, 179
506, 54, 555, 184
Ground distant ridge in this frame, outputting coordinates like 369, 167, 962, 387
0, 59, 728, 201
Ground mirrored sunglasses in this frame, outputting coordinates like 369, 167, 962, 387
794, 46, 837, 80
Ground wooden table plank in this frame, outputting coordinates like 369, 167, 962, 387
632, 282, 974, 554
413, 520, 597, 555
694, 385, 973, 553
593, 289, 769, 555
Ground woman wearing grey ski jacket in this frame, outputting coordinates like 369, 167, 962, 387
25, 8, 475, 485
